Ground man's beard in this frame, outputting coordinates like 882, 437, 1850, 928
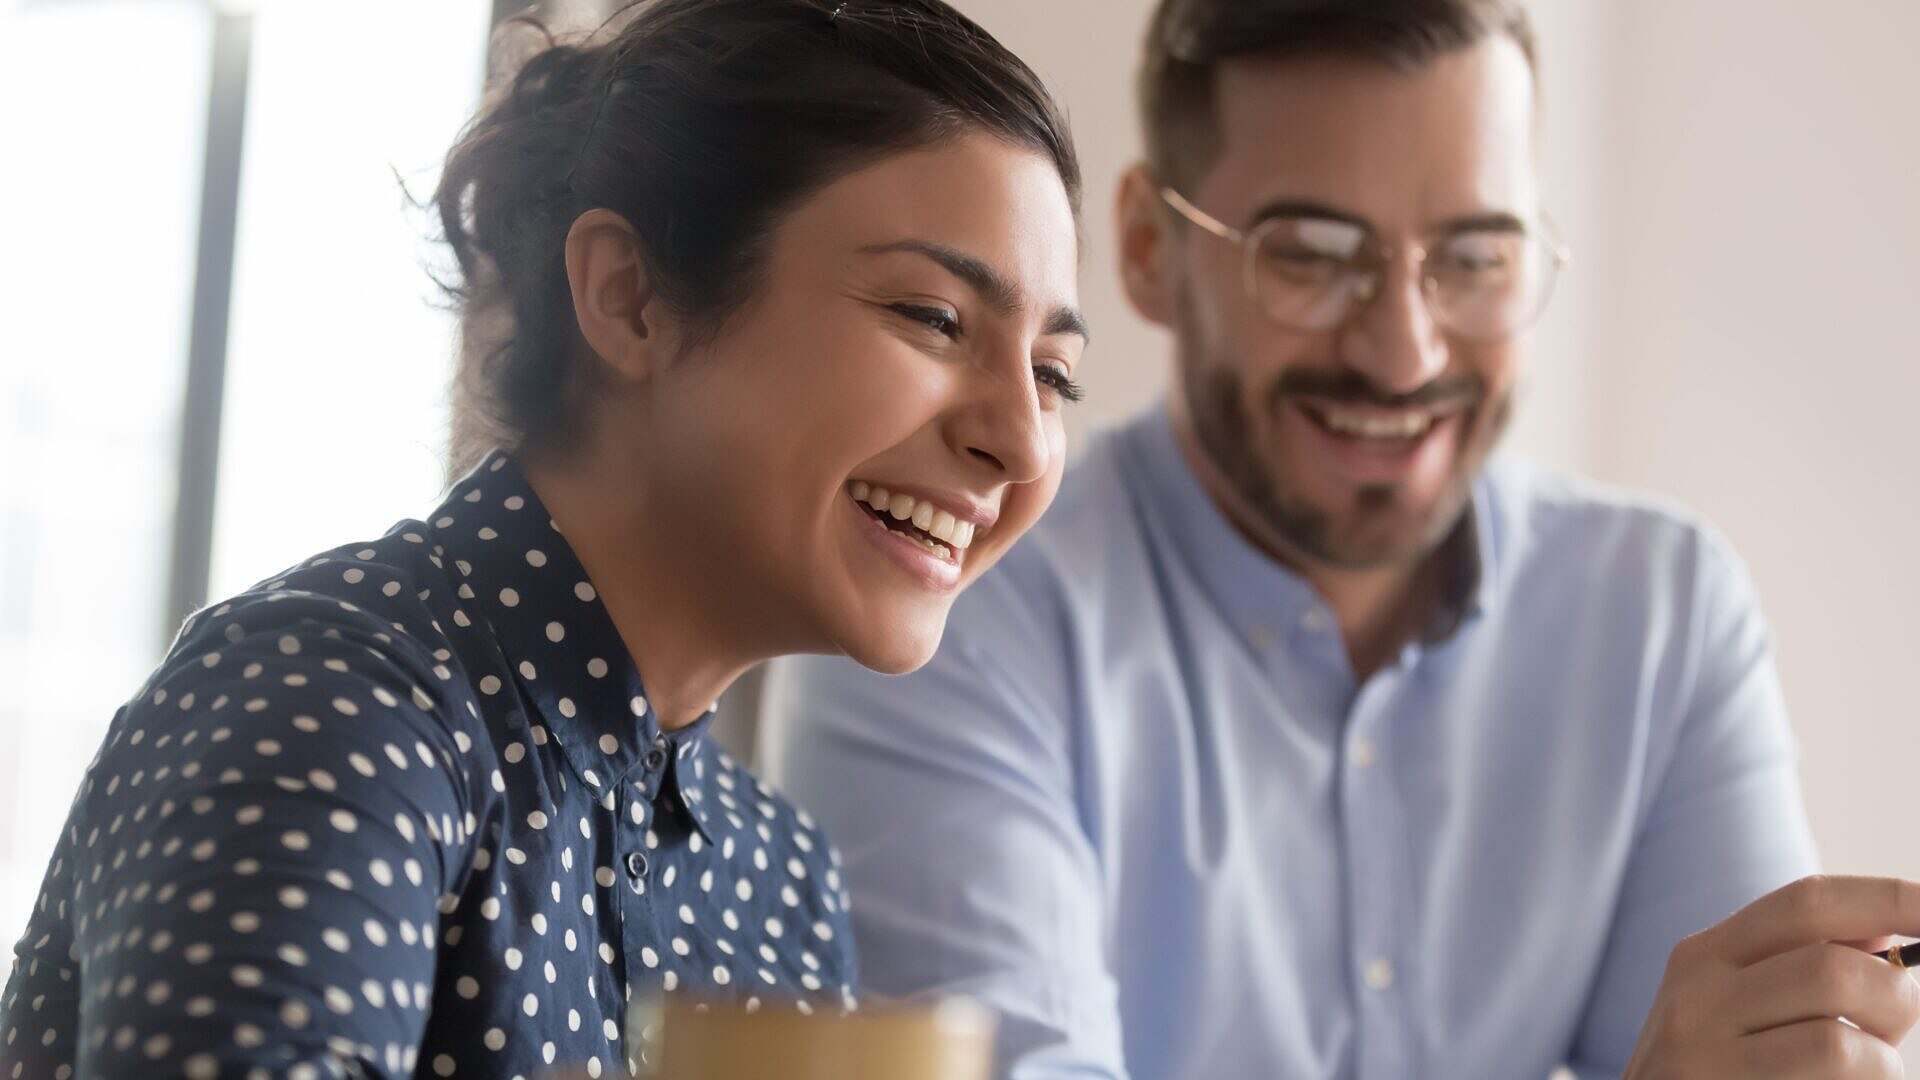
1175, 295, 1512, 572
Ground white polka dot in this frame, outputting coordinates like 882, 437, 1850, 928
575, 581, 596, 602
479, 675, 501, 695
278, 635, 301, 655
330, 810, 358, 833
485, 1027, 506, 1051
527, 810, 548, 830
598, 734, 619, 755
499, 588, 519, 607
522, 993, 539, 1017
343, 568, 366, 584
586, 657, 608, 678
630, 696, 648, 717
526, 550, 548, 567
545, 621, 566, 642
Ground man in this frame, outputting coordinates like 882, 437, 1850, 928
763, 1, 1920, 1076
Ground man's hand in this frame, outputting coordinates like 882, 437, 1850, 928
1623, 875, 1920, 1078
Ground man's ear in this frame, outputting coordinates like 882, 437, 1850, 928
1116, 163, 1179, 329
563, 208, 678, 384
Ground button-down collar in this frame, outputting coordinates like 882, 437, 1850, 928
1125, 403, 1499, 657
430, 452, 720, 842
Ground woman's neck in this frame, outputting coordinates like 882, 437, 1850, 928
519, 444, 759, 731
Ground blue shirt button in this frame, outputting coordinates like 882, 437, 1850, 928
626, 851, 648, 879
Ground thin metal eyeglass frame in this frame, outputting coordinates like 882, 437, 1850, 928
1159, 186, 1571, 342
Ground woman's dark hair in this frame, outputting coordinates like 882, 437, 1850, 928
1138, 0, 1536, 192
436, 0, 1082, 472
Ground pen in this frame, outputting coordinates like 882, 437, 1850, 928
1875, 941, 1919, 968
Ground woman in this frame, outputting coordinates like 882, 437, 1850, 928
0, 1, 1086, 1076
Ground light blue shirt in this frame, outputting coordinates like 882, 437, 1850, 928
761, 403, 1818, 1080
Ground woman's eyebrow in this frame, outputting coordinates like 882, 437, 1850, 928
859, 239, 1089, 343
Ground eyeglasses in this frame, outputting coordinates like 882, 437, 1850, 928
1160, 186, 1570, 343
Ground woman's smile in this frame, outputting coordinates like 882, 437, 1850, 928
843, 478, 997, 592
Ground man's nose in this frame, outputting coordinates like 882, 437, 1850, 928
1337, 261, 1449, 395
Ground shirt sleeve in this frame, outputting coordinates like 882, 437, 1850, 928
760, 570, 1127, 1080
1565, 532, 1820, 1073
2, 594, 478, 1080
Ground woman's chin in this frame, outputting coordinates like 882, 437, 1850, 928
838, 614, 947, 676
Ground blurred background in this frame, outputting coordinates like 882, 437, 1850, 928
2, 0, 1915, 1061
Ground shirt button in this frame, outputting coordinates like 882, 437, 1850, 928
1300, 608, 1331, 633
1351, 739, 1376, 768
1364, 958, 1394, 990
643, 747, 667, 772
626, 852, 649, 879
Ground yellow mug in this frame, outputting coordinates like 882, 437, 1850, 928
627, 995, 995, 1080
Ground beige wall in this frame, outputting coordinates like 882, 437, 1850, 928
950, 0, 1920, 1060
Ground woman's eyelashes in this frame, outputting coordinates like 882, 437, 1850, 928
887, 302, 1083, 404
889, 303, 963, 339
1034, 364, 1085, 404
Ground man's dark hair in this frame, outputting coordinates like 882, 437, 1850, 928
1138, 0, 1536, 190
435, 0, 1081, 471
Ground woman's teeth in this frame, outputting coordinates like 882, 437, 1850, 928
1317, 407, 1438, 439
847, 481, 976, 550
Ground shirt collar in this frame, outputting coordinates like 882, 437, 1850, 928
1118, 401, 1499, 651
429, 451, 719, 842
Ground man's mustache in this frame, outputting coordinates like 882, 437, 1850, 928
1268, 369, 1486, 413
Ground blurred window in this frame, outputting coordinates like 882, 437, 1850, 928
0, 0, 488, 934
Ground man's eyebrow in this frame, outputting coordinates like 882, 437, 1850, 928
1247, 200, 1531, 236
860, 239, 1089, 343
1245, 198, 1374, 233
1432, 211, 1529, 235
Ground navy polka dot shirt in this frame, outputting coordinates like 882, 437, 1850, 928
1, 452, 857, 1080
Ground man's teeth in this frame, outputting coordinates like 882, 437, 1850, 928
1319, 408, 1436, 439
846, 481, 975, 550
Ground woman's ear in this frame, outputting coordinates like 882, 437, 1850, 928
564, 209, 676, 384
1116, 163, 1178, 329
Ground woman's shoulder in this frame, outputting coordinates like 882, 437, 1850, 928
102, 519, 483, 802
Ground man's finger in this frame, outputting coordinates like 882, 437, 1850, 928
1736, 1016, 1904, 1080
1731, 942, 1920, 1044
1716, 876, 1920, 968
